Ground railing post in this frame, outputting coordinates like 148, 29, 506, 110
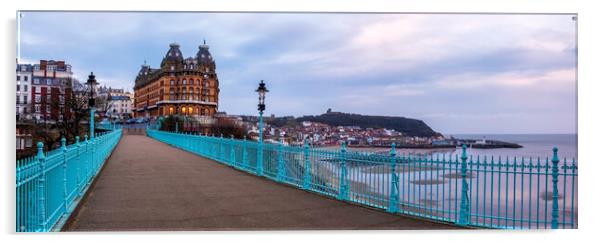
84, 135, 90, 186
303, 139, 311, 189
337, 142, 349, 201
257, 135, 264, 177
92, 134, 98, 173
551, 147, 560, 229
75, 136, 82, 196
220, 134, 224, 162
61, 137, 69, 214
242, 135, 249, 169
187, 132, 191, 150
230, 135, 235, 166
387, 143, 399, 213
277, 138, 285, 182
36, 142, 47, 232
458, 144, 470, 226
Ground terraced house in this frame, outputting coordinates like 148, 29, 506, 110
133, 42, 220, 119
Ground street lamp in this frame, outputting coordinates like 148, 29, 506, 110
255, 80, 268, 176
86, 72, 98, 138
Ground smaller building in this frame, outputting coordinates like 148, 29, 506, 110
101, 87, 134, 120
108, 94, 134, 119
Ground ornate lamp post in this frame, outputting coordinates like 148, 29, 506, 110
86, 72, 98, 138
255, 80, 269, 176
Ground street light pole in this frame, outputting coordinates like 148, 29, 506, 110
255, 80, 269, 176
86, 72, 98, 139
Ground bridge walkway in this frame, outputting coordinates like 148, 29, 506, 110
64, 134, 456, 231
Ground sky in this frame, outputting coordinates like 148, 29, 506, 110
17, 12, 577, 134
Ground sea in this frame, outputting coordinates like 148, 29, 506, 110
449, 134, 578, 161
338, 134, 578, 162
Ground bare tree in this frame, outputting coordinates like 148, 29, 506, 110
52, 78, 98, 143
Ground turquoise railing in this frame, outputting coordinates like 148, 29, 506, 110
147, 129, 578, 229
16, 129, 122, 232
97, 122, 122, 131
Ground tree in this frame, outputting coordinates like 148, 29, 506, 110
209, 116, 246, 139
158, 115, 247, 139
96, 93, 113, 116
53, 77, 112, 144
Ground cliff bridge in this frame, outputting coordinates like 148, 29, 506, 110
16, 126, 577, 231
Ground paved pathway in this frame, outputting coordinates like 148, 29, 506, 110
64, 134, 457, 231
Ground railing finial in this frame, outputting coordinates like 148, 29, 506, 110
36, 141, 44, 158
61, 136, 67, 149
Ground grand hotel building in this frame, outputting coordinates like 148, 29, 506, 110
134, 42, 219, 118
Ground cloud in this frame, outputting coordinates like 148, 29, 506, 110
433, 67, 575, 89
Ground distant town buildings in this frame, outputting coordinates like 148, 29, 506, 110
133, 41, 220, 120
98, 86, 134, 119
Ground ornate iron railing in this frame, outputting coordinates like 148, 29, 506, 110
147, 129, 577, 229
16, 129, 122, 232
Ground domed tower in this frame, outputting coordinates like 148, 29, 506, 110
160, 43, 184, 71
195, 40, 219, 111
196, 40, 215, 69
134, 61, 155, 90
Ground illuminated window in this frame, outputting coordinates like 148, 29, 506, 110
188, 107, 193, 114
169, 107, 174, 115
181, 107, 186, 114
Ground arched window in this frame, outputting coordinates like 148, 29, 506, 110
170, 79, 174, 86
181, 87, 186, 100
183, 79, 187, 85
169, 106, 174, 115
181, 106, 186, 114
188, 106, 193, 115
169, 88, 174, 100
189, 89, 193, 100
196, 79, 200, 85
196, 88, 200, 100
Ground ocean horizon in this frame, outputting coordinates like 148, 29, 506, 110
332, 134, 578, 162
447, 133, 577, 161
